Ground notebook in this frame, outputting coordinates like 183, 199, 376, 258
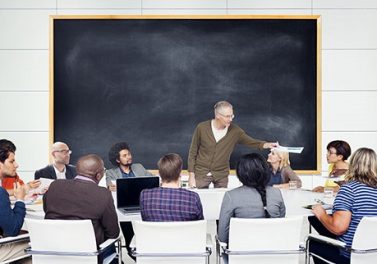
116, 176, 160, 214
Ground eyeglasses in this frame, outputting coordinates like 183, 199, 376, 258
326, 150, 337, 156
218, 112, 235, 119
55, 149, 72, 155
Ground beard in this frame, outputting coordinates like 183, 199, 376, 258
120, 161, 132, 167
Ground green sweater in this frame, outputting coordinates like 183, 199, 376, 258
188, 120, 266, 180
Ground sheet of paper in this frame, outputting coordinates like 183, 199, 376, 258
274, 146, 304, 154
33, 178, 54, 194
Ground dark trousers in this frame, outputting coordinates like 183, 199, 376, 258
308, 216, 350, 264
196, 175, 229, 188
98, 244, 115, 264
120, 221, 136, 262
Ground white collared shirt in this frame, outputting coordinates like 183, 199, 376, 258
53, 165, 67, 179
211, 120, 228, 143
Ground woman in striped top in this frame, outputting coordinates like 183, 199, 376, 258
309, 147, 377, 264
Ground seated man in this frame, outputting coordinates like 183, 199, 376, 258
106, 141, 152, 191
34, 142, 76, 180
2, 173, 41, 196
0, 139, 30, 263
106, 141, 153, 262
140, 153, 204, 221
43, 154, 120, 261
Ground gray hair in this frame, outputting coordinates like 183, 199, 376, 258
214, 101, 233, 115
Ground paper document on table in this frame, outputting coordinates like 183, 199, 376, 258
274, 146, 304, 154
33, 178, 54, 194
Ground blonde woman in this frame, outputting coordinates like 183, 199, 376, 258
267, 149, 302, 188
309, 148, 377, 263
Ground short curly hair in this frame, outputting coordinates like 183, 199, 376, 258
108, 142, 130, 167
0, 139, 16, 163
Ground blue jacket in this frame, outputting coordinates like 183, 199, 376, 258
0, 187, 26, 237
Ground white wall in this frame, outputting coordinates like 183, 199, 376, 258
1, 0, 376, 187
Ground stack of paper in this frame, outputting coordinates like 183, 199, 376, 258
273, 146, 304, 154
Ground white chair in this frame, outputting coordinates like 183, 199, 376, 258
306, 216, 377, 264
0, 233, 30, 264
217, 216, 305, 264
25, 219, 121, 264
131, 220, 212, 264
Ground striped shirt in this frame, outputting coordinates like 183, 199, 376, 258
333, 181, 377, 258
140, 187, 204, 222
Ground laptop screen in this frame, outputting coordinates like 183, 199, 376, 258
116, 176, 160, 209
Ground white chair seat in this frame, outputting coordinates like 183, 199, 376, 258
306, 216, 377, 264
131, 220, 212, 264
217, 216, 304, 264
25, 219, 121, 264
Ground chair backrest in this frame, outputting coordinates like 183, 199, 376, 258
351, 216, 377, 264
25, 219, 98, 264
132, 220, 208, 264
228, 216, 303, 264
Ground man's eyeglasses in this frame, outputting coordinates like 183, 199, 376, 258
55, 149, 72, 155
218, 112, 235, 119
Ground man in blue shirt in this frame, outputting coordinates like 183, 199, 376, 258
0, 139, 30, 263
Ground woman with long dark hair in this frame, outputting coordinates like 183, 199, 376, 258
218, 153, 286, 243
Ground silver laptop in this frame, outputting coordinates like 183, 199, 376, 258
116, 176, 160, 214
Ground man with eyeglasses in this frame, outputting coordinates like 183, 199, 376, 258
34, 142, 76, 180
188, 101, 279, 188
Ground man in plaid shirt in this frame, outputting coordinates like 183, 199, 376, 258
140, 153, 204, 221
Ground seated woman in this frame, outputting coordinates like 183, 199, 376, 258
267, 149, 302, 188
312, 140, 351, 193
218, 153, 286, 243
309, 147, 377, 264
140, 153, 203, 221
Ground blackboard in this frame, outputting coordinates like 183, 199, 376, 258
52, 16, 321, 173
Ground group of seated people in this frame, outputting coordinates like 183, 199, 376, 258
1, 138, 377, 264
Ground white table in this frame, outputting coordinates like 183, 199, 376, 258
26, 188, 334, 221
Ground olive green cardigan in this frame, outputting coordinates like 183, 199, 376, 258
188, 120, 266, 180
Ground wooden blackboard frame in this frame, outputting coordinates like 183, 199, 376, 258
49, 15, 322, 174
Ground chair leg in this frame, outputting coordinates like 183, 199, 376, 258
306, 239, 310, 264
117, 240, 122, 264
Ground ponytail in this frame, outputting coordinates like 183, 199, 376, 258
255, 186, 271, 218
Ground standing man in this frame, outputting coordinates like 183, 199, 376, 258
43, 154, 119, 261
0, 139, 30, 263
106, 142, 152, 192
34, 141, 76, 180
188, 101, 278, 188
